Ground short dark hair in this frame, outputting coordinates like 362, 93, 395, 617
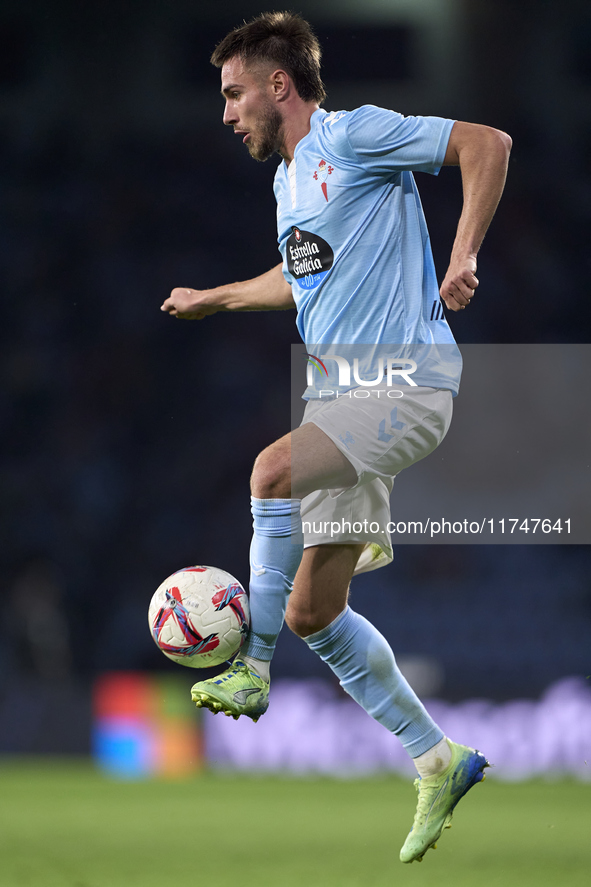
211, 11, 326, 105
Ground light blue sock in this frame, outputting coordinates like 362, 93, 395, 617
304, 606, 443, 757
240, 497, 303, 662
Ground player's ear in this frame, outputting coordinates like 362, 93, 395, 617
270, 69, 290, 100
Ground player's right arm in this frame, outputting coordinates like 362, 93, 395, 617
160, 262, 294, 320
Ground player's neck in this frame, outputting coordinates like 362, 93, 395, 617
279, 101, 319, 165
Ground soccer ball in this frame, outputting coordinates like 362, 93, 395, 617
148, 565, 250, 668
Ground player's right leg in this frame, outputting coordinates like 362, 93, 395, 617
191, 489, 303, 722
190, 424, 357, 721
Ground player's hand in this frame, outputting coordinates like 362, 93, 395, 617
160, 288, 221, 320
439, 255, 479, 312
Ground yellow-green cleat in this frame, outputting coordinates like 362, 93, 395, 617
190, 659, 269, 722
399, 740, 490, 864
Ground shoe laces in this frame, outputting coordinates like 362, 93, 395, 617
411, 776, 441, 827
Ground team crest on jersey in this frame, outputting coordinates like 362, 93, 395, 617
313, 159, 334, 202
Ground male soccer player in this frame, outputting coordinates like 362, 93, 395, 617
161, 12, 511, 864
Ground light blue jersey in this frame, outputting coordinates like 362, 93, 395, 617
273, 105, 462, 396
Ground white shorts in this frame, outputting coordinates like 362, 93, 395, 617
298, 387, 453, 575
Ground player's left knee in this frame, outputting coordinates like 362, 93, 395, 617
285, 602, 338, 638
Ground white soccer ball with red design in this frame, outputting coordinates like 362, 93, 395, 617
148, 565, 250, 668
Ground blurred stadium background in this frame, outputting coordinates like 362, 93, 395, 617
1, 0, 590, 882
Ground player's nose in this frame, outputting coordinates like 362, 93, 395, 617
223, 101, 237, 126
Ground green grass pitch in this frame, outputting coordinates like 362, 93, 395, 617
0, 760, 589, 887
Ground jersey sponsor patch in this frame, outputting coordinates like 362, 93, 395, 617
287, 226, 334, 290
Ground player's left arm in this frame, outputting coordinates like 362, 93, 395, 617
440, 121, 512, 312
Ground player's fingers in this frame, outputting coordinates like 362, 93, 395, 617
456, 271, 479, 292
452, 279, 478, 305
444, 296, 463, 312
163, 287, 193, 311
174, 309, 207, 320
444, 268, 478, 298
441, 287, 471, 311
441, 284, 466, 308
454, 279, 476, 302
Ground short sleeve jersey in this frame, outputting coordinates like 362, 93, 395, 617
273, 105, 462, 395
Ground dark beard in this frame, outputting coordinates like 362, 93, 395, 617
248, 103, 284, 162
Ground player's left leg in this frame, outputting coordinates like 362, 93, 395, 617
287, 544, 446, 761
287, 543, 489, 864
